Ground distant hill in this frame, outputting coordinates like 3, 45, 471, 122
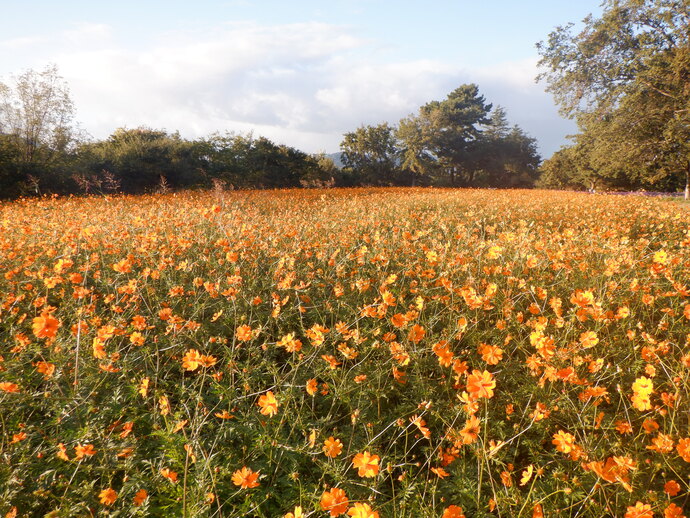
326, 152, 344, 168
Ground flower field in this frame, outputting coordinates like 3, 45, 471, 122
1, 188, 689, 517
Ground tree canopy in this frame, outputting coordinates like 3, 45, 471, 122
340, 85, 540, 187
537, 0, 690, 196
0, 65, 78, 195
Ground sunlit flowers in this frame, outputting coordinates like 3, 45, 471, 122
232, 466, 260, 489
466, 370, 496, 399
277, 333, 302, 353
32, 311, 60, 339
552, 430, 576, 454
98, 488, 117, 505
352, 451, 380, 478
625, 501, 653, 518
285, 506, 304, 518
181, 349, 217, 371
631, 376, 654, 411
323, 436, 343, 458
133, 489, 148, 506
442, 505, 466, 518
677, 438, 690, 462
347, 502, 380, 518
0, 382, 20, 393
258, 390, 279, 417
320, 487, 349, 516
74, 444, 97, 459
2, 187, 690, 516
235, 324, 254, 342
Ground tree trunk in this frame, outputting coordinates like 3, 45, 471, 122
685, 163, 689, 201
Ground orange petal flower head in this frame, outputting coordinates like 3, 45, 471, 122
231, 466, 260, 489
466, 370, 496, 399
320, 487, 349, 516
258, 390, 279, 417
352, 451, 380, 478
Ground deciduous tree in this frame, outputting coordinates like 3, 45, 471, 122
537, 0, 690, 197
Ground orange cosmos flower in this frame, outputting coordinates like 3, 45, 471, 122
408, 324, 425, 343
75, 443, 97, 459
520, 465, 534, 486
677, 438, 690, 462
112, 258, 132, 273
631, 376, 654, 411
431, 467, 450, 479
258, 390, 278, 417
306, 379, 318, 396
664, 503, 686, 518
11, 432, 27, 443
56, 443, 69, 461
632, 376, 654, 396
181, 349, 203, 371
625, 502, 653, 518
32, 311, 60, 339
570, 289, 595, 307
131, 315, 147, 330
579, 330, 599, 349
133, 489, 148, 506
200, 354, 217, 367
664, 479, 681, 496
160, 468, 178, 482
285, 506, 304, 518
391, 313, 407, 328
442, 505, 466, 518
321, 353, 341, 369
323, 436, 343, 458
235, 324, 253, 342
615, 420, 633, 434
99, 488, 117, 505
0, 382, 20, 393
347, 502, 380, 518
159, 395, 171, 416
352, 451, 380, 478
466, 370, 496, 399
277, 333, 302, 353
647, 433, 674, 454
320, 487, 349, 516
410, 414, 431, 439
129, 331, 145, 346
231, 466, 260, 489
139, 377, 150, 397
432, 340, 454, 367
552, 430, 576, 454
35, 361, 56, 378
478, 343, 503, 365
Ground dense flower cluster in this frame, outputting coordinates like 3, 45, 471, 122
0, 188, 689, 516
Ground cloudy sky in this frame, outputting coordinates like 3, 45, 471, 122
0, 0, 603, 157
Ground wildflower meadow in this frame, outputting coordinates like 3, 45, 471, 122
1, 188, 689, 517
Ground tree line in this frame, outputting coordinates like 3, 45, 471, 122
3, 1, 688, 199
0, 65, 541, 198
340, 84, 540, 188
0, 66, 341, 198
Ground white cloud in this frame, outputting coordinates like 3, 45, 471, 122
0, 36, 46, 50
1, 20, 570, 155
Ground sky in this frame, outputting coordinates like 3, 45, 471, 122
0, 0, 604, 158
